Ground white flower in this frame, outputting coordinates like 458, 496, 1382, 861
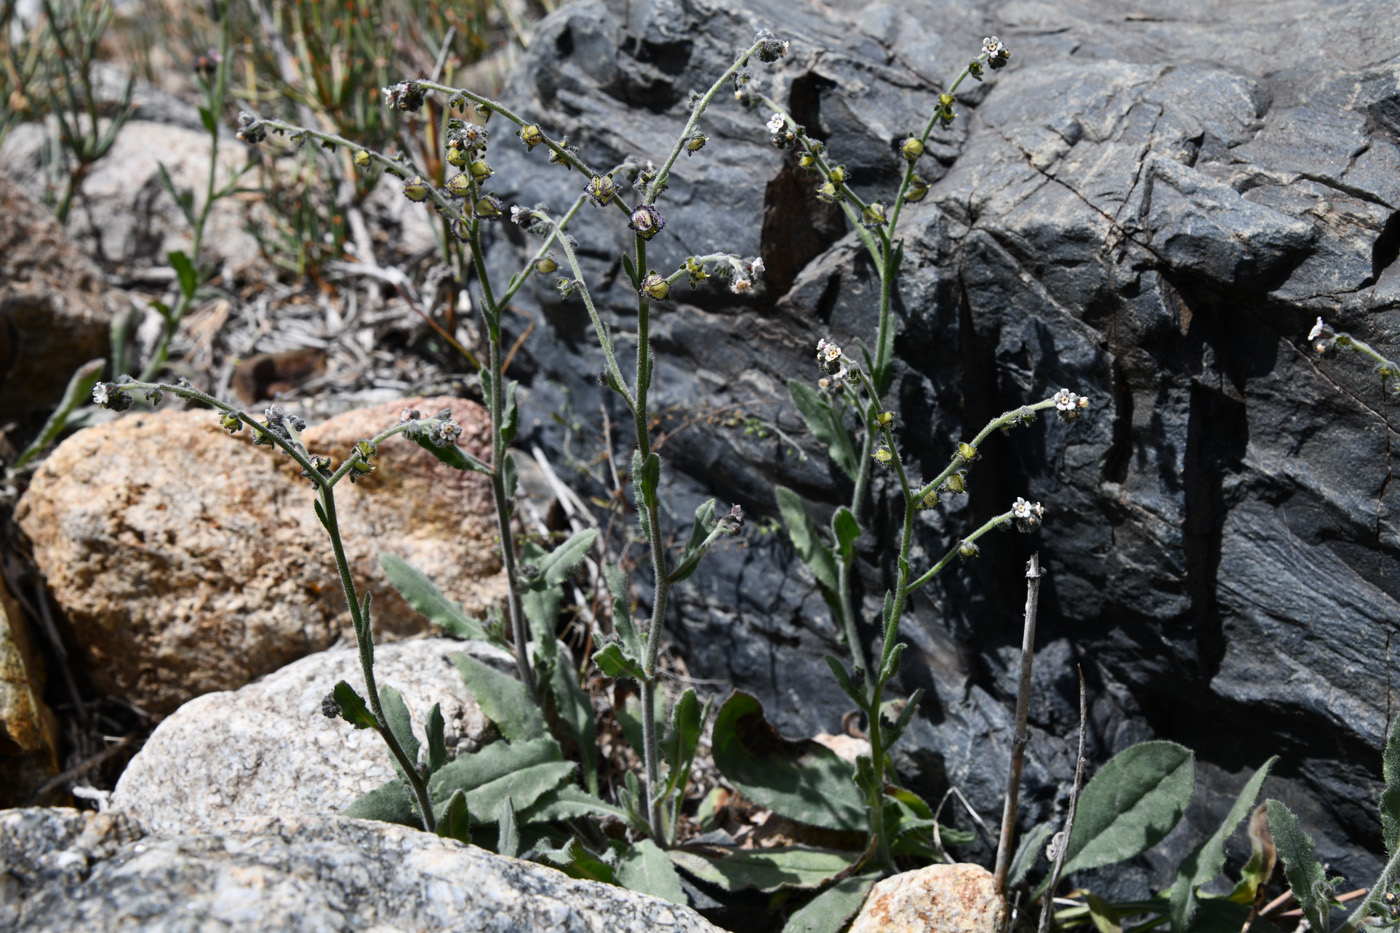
1012, 497, 1036, 519
510, 205, 532, 224
817, 338, 842, 364
748, 257, 765, 276
767, 113, 785, 135
1053, 388, 1077, 411
982, 36, 1006, 57
731, 277, 752, 294
93, 383, 110, 406
1308, 317, 1327, 341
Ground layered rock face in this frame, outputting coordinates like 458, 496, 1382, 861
483, 0, 1400, 883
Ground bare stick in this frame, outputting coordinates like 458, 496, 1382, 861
1040, 666, 1088, 933
995, 552, 1043, 895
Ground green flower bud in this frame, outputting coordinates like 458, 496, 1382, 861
876, 411, 894, 425
446, 144, 468, 167
827, 165, 847, 184
353, 149, 371, 168
873, 446, 893, 464
957, 442, 979, 462
943, 471, 967, 494
639, 271, 670, 301
901, 137, 924, 161
402, 175, 430, 203
586, 175, 621, 207
799, 152, 818, 172
861, 200, 888, 228
685, 133, 709, 155
816, 181, 840, 203
905, 173, 930, 203
473, 195, 503, 219
445, 172, 472, 198
518, 124, 545, 150
534, 255, 558, 275
469, 159, 493, 181
958, 540, 980, 559
219, 412, 243, 433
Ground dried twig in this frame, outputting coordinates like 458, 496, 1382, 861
996, 552, 1043, 895
1040, 666, 1088, 933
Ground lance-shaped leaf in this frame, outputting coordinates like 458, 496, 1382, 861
1265, 799, 1332, 933
379, 685, 419, 776
781, 872, 881, 933
1042, 741, 1195, 893
711, 691, 865, 832
1382, 712, 1400, 856
670, 499, 718, 585
550, 646, 599, 796
1170, 757, 1276, 933
788, 379, 858, 480
405, 430, 492, 473
331, 681, 377, 730
437, 789, 471, 845
380, 553, 488, 641
617, 838, 686, 904
451, 652, 548, 742
670, 847, 857, 893
775, 486, 839, 595
831, 507, 860, 566
604, 563, 644, 661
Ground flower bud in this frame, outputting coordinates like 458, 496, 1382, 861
873, 446, 893, 464
943, 471, 967, 494
876, 411, 894, 425
639, 271, 670, 301
629, 204, 665, 240
219, 412, 243, 433
827, 165, 847, 184
446, 144, 468, 167
816, 181, 840, 203
353, 149, 371, 168
958, 540, 980, 559
799, 151, 818, 172
861, 201, 888, 228
957, 442, 979, 462
586, 175, 621, 207
402, 175, 430, 202
685, 133, 709, 155
469, 159, 493, 181
534, 255, 558, 275
445, 172, 472, 198
473, 195, 504, 219
901, 137, 924, 161
905, 173, 930, 203
518, 124, 545, 150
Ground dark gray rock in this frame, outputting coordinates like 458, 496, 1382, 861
479, 0, 1399, 890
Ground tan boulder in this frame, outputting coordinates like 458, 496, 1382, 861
849, 863, 1007, 933
16, 396, 506, 714
0, 574, 61, 807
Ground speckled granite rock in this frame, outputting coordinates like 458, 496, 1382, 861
0, 808, 724, 933
849, 863, 1006, 933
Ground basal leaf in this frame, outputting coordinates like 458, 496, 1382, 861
380, 553, 488, 640
1054, 741, 1195, 883
617, 838, 687, 905
1170, 757, 1275, 933
710, 691, 865, 831
670, 847, 856, 893
437, 789, 471, 845
451, 652, 548, 742
1265, 799, 1331, 933
378, 685, 420, 777
782, 872, 881, 933
550, 647, 599, 796
1382, 712, 1400, 856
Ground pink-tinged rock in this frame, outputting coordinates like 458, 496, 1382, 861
16, 396, 505, 714
849, 863, 1007, 933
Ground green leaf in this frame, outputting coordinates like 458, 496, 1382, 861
604, 564, 643, 660
332, 681, 377, 730
426, 703, 448, 774
782, 872, 881, 933
774, 486, 839, 595
670, 847, 857, 893
406, 430, 492, 473
168, 249, 198, 298
446, 760, 576, 827
883, 688, 922, 749
592, 642, 645, 681
661, 689, 708, 800
503, 449, 518, 501
1382, 712, 1400, 857
550, 646, 599, 796
638, 452, 661, 510
521, 541, 562, 661
313, 499, 330, 532
824, 656, 865, 708
430, 736, 561, 800
1265, 799, 1331, 933
156, 161, 196, 227
497, 798, 519, 857
198, 103, 218, 137
342, 778, 417, 825
538, 528, 598, 587
1050, 741, 1195, 887
1086, 893, 1124, 933
671, 499, 718, 585
617, 838, 686, 904
379, 685, 420, 775
379, 553, 488, 640
437, 789, 472, 844
523, 784, 633, 825
1009, 822, 1054, 889
1170, 757, 1276, 933
542, 838, 615, 884
450, 652, 549, 742
501, 380, 519, 443
617, 694, 665, 766
710, 691, 865, 832
622, 253, 639, 289
831, 507, 860, 566
12, 358, 104, 470
788, 378, 859, 480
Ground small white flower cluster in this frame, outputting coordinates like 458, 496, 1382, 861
816, 338, 849, 384
766, 112, 798, 149
1011, 496, 1044, 532
730, 256, 765, 294
1052, 388, 1090, 422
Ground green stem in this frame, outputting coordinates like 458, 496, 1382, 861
1336, 841, 1400, 933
